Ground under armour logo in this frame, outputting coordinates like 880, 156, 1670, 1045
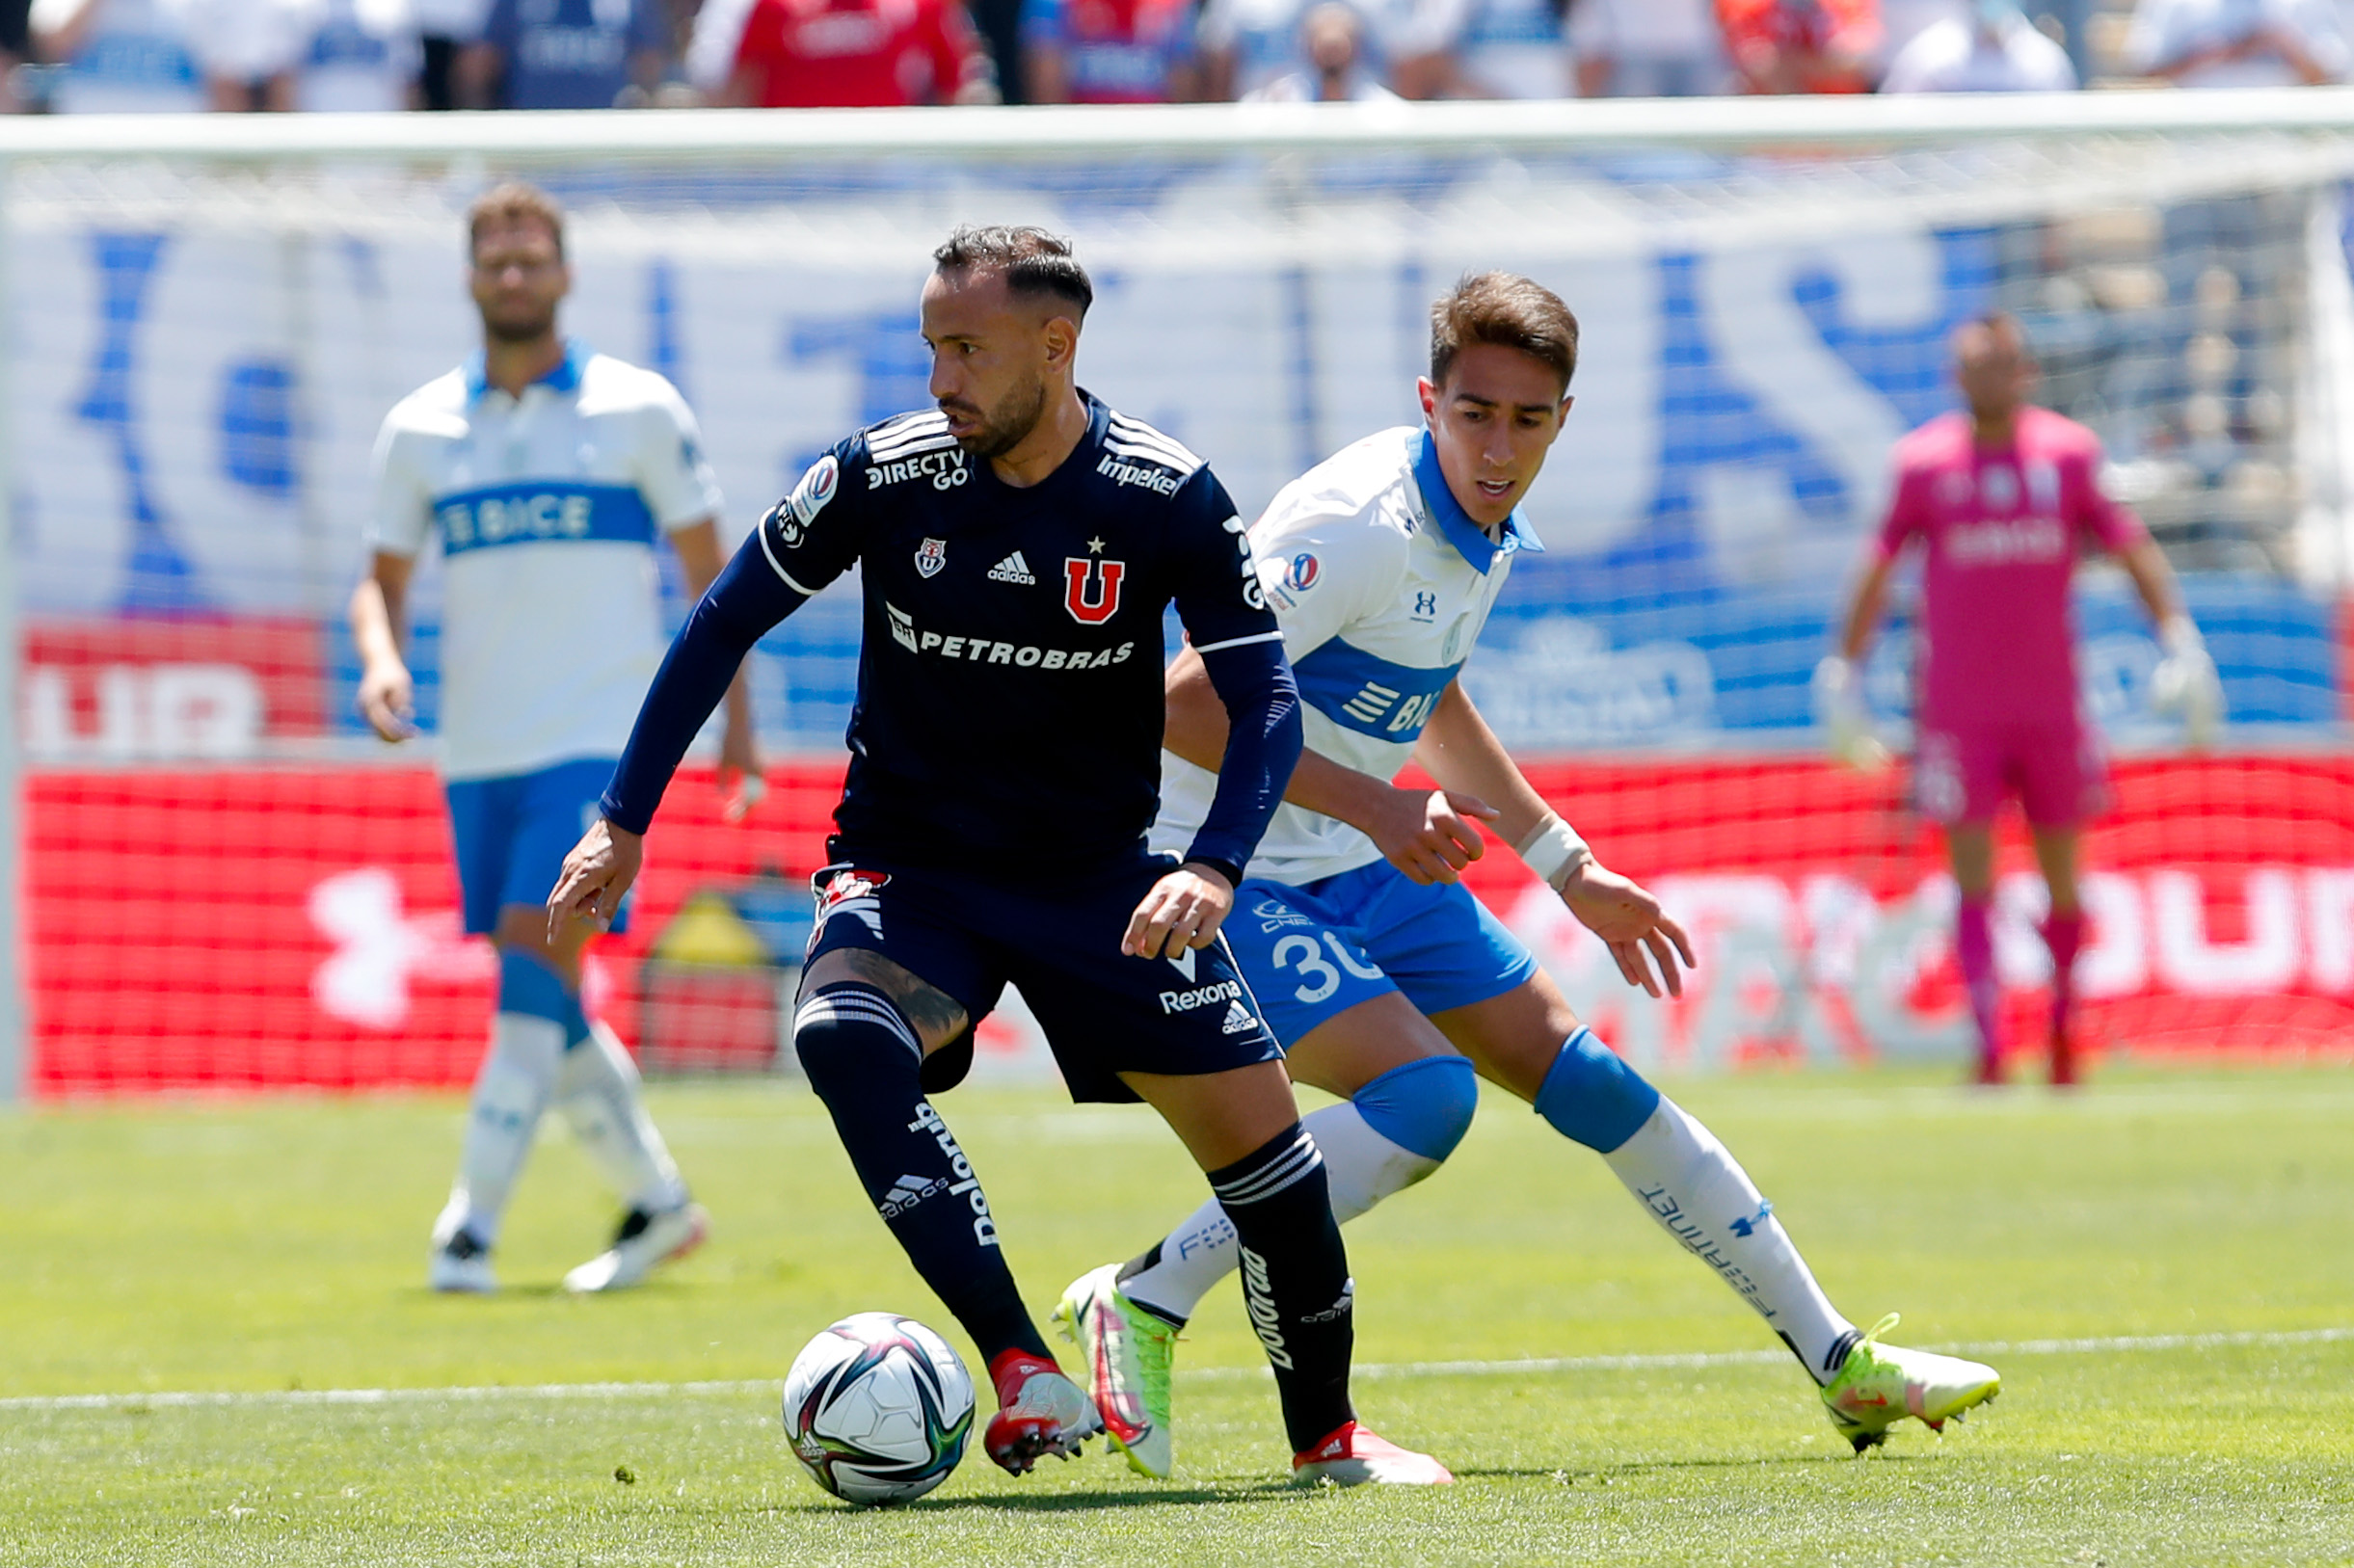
308, 868, 493, 1029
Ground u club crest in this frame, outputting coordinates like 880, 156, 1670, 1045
1063, 555, 1126, 624
914, 538, 948, 578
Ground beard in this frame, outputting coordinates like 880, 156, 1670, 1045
948, 376, 1049, 461
481, 304, 558, 345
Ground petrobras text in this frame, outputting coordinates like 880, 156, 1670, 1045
884, 602, 1134, 670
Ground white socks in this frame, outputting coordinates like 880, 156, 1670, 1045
1601, 1097, 1856, 1384
443, 1012, 565, 1248
1118, 1098, 1439, 1324
554, 1022, 691, 1216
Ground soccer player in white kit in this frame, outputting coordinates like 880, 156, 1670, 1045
1059, 273, 2003, 1475
352, 184, 761, 1293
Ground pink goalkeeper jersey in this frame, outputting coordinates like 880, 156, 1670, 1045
1877, 406, 2146, 731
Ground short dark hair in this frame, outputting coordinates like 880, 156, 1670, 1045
468, 182, 566, 261
1429, 272, 1578, 393
932, 225, 1093, 319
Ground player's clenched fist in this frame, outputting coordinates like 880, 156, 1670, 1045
548, 816, 644, 937
1122, 863, 1236, 960
1367, 785, 1501, 886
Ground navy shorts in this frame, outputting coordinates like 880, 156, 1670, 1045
802, 852, 1282, 1103
444, 758, 627, 937
1227, 861, 1538, 1046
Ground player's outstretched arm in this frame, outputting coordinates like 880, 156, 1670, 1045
669, 517, 766, 819
547, 531, 805, 938
1413, 681, 1696, 998
1164, 645, 1497, 885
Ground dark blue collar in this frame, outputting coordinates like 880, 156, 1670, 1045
1410, 428, 1543, 575
465, 338, 588, 402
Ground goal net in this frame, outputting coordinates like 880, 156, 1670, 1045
9, 96, 2351, 1094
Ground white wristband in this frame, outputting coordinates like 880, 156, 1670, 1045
1515, 812, 1591, 890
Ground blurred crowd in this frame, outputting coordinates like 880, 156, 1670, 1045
0, 0, 2349, 114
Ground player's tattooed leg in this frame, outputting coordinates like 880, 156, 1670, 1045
791, 980, 1048, 1366
800, 948, 970, 1052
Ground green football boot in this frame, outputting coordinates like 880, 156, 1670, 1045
1821, 1313, 2002, 1452
1055, 1263, 1178, 1478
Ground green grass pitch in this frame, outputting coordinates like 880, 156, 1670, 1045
6, 1067, 2351, 1566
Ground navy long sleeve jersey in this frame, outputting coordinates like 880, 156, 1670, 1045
602, 395, 1300, 880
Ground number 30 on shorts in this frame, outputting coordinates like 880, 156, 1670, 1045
1268, 929, 1384, 1003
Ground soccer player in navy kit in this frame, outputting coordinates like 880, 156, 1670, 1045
550, 226, 1448, 1486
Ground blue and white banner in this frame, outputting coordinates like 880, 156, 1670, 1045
10, 158, 2341, 754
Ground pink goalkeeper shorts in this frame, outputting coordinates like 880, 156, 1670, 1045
1913, 715, 2109, 828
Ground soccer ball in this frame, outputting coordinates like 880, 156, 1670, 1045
781, 1312, 976, 1506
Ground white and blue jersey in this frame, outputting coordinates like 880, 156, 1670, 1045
1154, 424, 1542, 1043
1157, 423, 1538, 887
369, 342, 721, 933
368, 341, 723, 784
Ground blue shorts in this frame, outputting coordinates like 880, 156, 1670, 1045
1227, 861, 1538, 1046
444, 758, 625, 938
803, 851, 1283, 1104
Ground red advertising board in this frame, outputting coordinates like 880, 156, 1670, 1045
24, 755, 2354, 1094
22, 616, 329, 762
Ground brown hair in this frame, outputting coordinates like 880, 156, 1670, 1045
932, 225, 1093, 319
1430, 272, 1578, 392
468, 182, 566, 262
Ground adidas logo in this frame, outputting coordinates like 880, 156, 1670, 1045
987, 550, 1036, 585
878, 1173, 945, 1219
1220, 999, 1259, 1035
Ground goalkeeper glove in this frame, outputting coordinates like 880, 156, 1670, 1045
2151, 616, 2225, 751
1812, 655, 1890, 772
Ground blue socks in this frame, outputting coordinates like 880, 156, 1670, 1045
1533, 1026, 1661, 1154
497, 948, 591, 1049
1352, 1054, 1479, 1162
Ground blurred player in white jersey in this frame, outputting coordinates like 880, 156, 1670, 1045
352, 183, 761, 1294
1058, 273, 2002, 1475
1818, 314, 2222, 1086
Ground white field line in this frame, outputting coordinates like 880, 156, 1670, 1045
4, 1326, 2346, 1414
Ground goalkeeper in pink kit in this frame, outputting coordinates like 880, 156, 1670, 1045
1820, 313, 2222, 1086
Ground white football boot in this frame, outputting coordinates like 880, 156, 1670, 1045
983, 1351, 1105, 1475
562, 1202, 709, 1293
428, 1200, 496, 1293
